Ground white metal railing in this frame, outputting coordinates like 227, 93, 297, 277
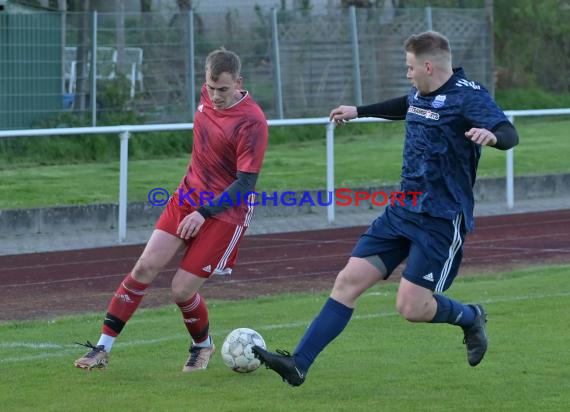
1, 108, 569, 242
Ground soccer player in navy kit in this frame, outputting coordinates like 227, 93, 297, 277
253, 31, 519, 386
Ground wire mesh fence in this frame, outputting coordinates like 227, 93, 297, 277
0, 6, 492, 129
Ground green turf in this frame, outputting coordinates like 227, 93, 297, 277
1, 265, 569, 411
0, 118, 568, 209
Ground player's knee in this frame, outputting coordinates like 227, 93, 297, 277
132, 258, 161, 283
171, 284, 188, 302
332, 269, 352, 292
170, 273, 200, 302
332, 268, 362, 300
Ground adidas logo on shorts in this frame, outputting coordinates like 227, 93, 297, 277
422, 272, 434, 282
202, 265, 212, 273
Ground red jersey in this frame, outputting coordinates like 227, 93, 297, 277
180, 84, 268, 226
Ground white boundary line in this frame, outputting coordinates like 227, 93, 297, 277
1, 290, 569, 364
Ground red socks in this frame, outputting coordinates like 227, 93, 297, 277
102, 273, 148, 337
101, 274, 209, 345
176, 293, 210, 344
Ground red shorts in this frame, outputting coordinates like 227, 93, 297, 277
155, 192, 247, 278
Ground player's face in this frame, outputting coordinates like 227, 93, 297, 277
406, 52, 430, 94
205, 70, 243, 110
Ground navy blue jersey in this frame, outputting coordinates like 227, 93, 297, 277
400, 68, 508, 231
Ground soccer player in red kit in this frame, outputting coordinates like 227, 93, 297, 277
74, 48, 268, 372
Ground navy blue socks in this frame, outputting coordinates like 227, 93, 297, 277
431, 294, 476, 328
290, 294, 475, 373
293, 297, 353, 373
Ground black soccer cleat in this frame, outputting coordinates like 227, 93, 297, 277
462, 304, 488, 367
252, 346, 306, 387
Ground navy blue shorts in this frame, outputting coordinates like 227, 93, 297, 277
351, 206, 466, 292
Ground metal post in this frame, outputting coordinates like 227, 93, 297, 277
271, 8, 284, 119
425, 6, 433, 31
118, 131, 130, 242
485, 0, 495, 97
326, 122, 336, 224
349, 6, 362, 106
188, 10, 196, 120
60, 12, 66, 97
91, 11, 98, 126
506, 115, 515, 209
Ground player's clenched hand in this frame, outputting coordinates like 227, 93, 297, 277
177, 211, 205, 239
465, 128, 497, 147
329, 105, 358, 126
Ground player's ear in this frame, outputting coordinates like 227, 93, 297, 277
236, 75, 244, 89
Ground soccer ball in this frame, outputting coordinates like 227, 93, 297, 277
221, 328, 266, 373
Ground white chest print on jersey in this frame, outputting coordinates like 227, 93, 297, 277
408, 105, 440, 120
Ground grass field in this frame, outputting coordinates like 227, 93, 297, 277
1, 264, 569, 411
0, 117, 569, 209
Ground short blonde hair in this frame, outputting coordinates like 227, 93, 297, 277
404, 31, 451, 62
205, 48, 241, 81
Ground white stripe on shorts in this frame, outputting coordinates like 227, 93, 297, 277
214, 225, 243, 275
435, 214, 463, 292
244, 193, 255, 226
